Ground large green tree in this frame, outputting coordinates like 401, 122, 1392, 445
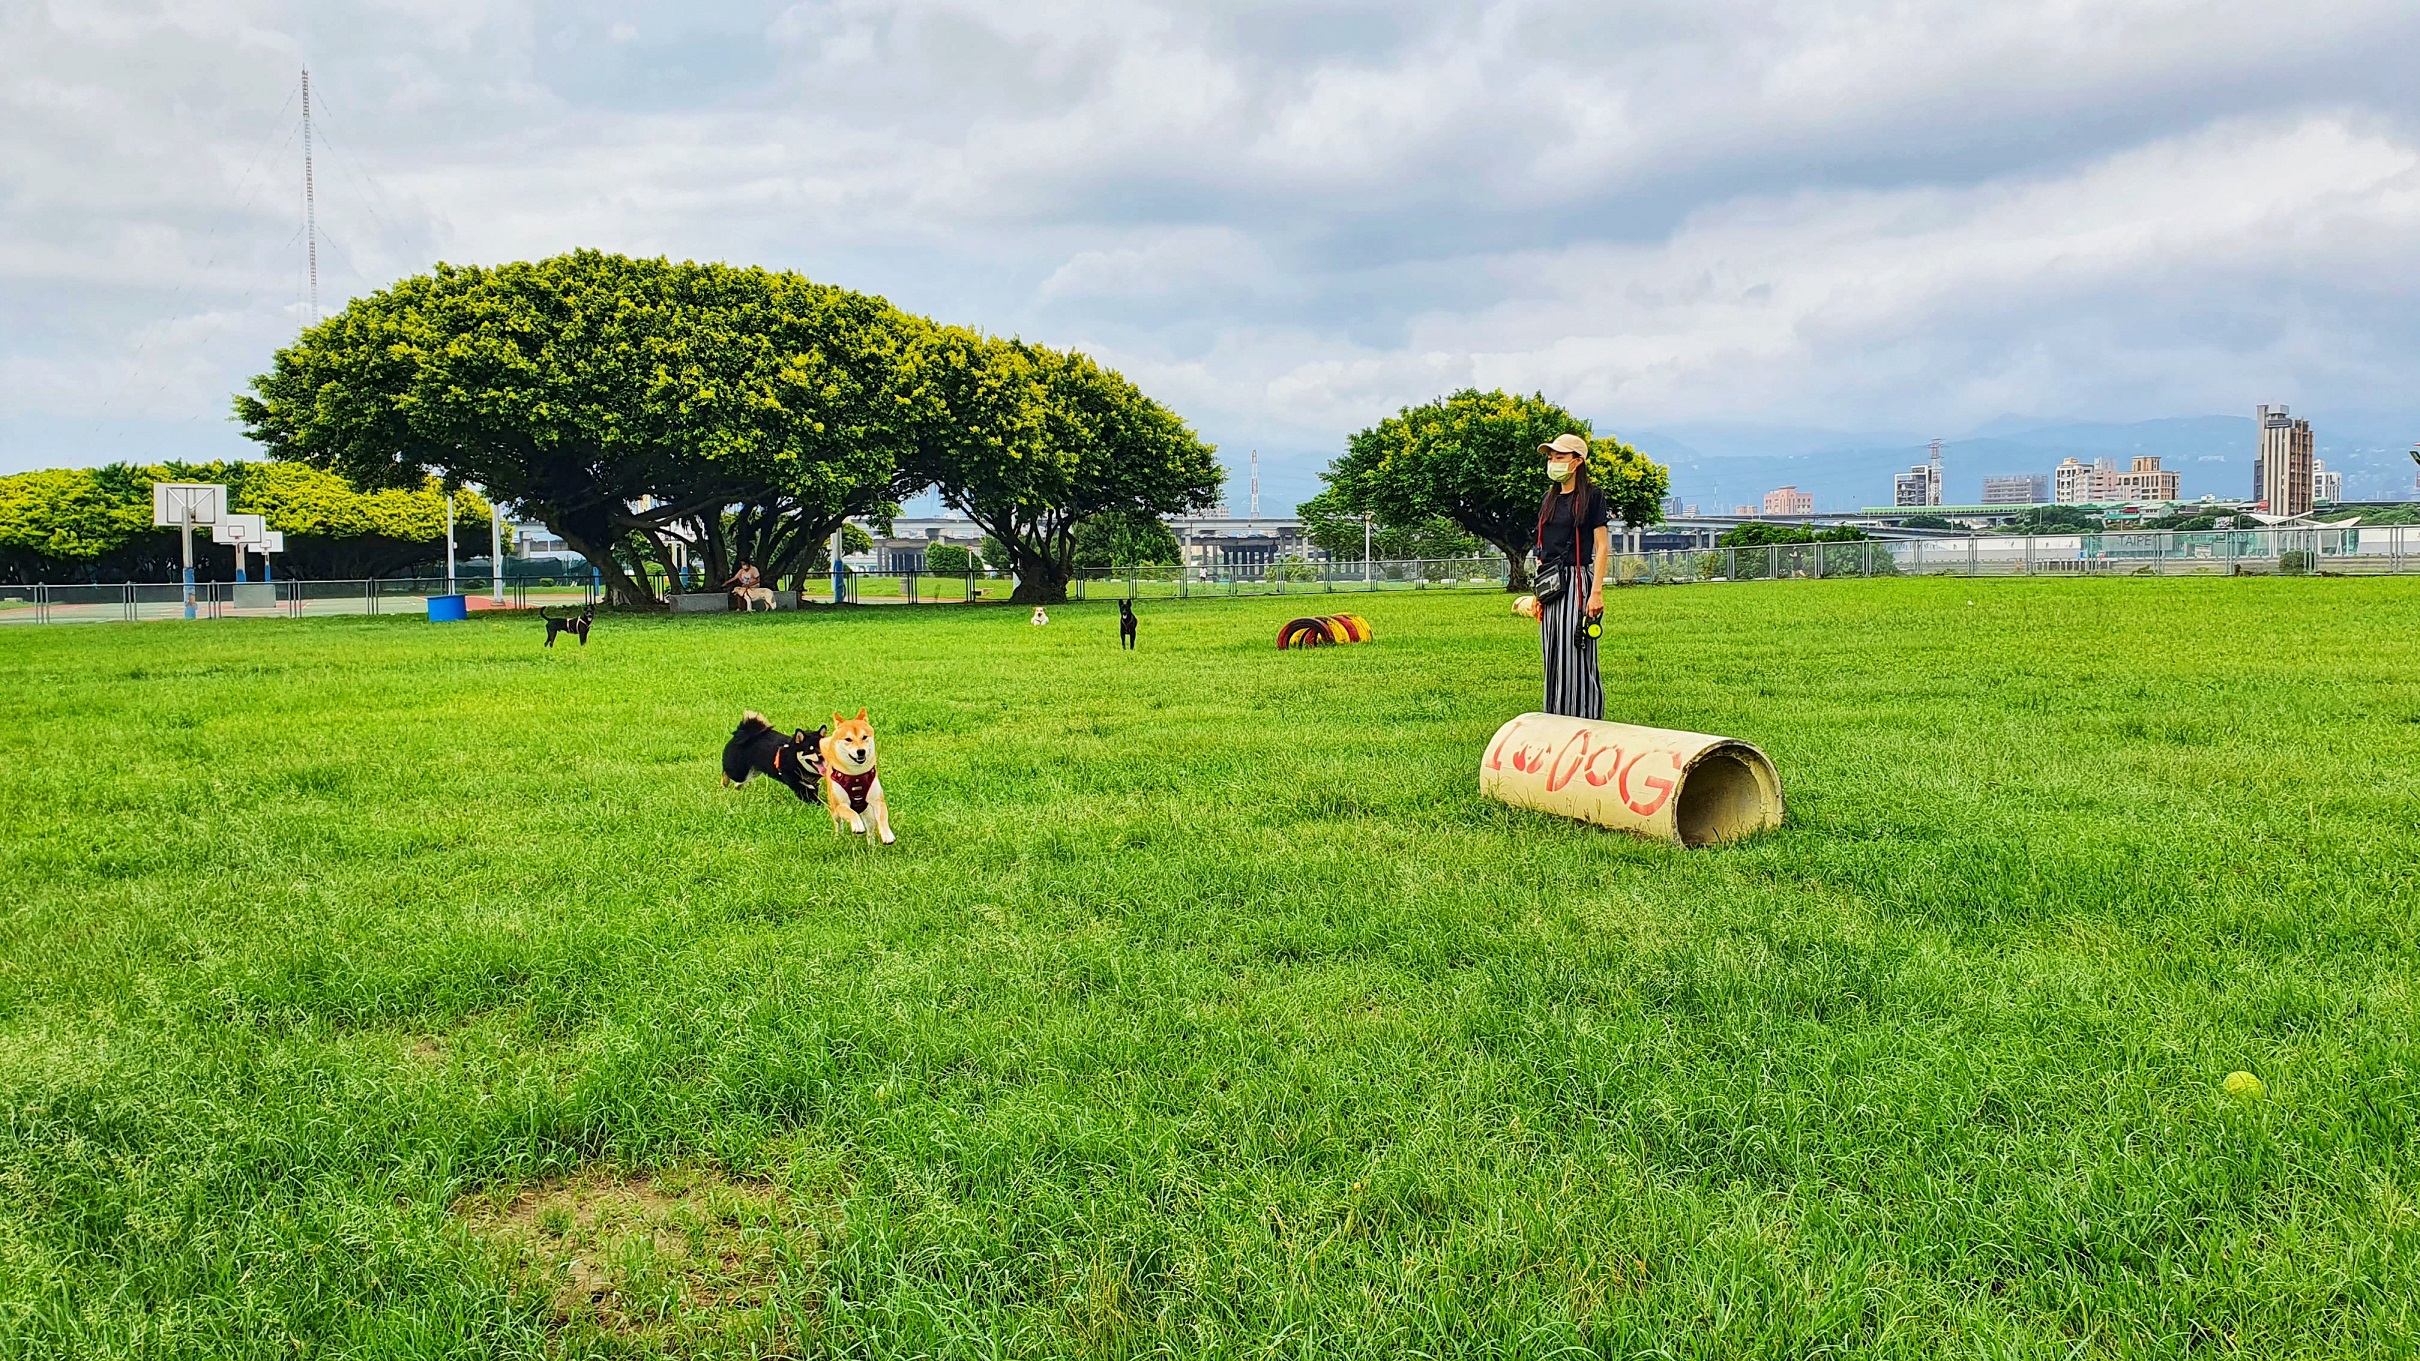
1315, 389, 1669, 590
235, 252, 913, 607
901, 330, 1221, 603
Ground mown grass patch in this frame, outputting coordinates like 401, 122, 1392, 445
1, 576, 2417, 1358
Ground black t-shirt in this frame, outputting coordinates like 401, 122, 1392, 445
1536, 486, 1608, 566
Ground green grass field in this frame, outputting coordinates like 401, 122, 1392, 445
3, 578, 2417, 1359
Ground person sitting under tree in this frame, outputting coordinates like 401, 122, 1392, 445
724, 562, 774, 611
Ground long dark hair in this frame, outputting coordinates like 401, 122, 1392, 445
1536, 456, 1597, 548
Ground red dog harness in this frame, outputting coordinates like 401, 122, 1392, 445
830, 766, 876, 813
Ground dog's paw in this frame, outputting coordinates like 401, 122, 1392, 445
878, 828, 896, 845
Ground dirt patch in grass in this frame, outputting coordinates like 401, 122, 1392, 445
454, 1164, 826, 1352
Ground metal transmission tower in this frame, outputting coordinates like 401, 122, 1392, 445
1927, 438, 1944, 506
1250, 450, 1260, 519
302, 66, 319, 323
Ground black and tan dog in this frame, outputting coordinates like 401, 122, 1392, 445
721, 711, 827, 802
542, 603, 594, 647
1118, 598, 1138, 650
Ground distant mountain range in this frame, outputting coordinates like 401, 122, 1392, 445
1626, 414, 2420, 511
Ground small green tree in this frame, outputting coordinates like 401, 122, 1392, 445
1071, 510, 1181, 570
1315, 390, 1668, 590
924, 543, 975, 574
1296, 487, 1481, 561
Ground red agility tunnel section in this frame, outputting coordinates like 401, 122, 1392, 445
1276, 614, 1373, 649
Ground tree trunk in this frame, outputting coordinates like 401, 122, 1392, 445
1008, 543, 1068, 604
1493, 536, 1532, 591
552, 524, 662, 608
541, 501, 662, 608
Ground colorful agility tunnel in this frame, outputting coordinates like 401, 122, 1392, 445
1480, 713, 1784, 847
1277, 613, 1373, 649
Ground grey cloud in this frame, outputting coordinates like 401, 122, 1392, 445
4, 0, 2416, 493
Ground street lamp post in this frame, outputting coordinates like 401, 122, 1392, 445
1362, 512, 1372, 583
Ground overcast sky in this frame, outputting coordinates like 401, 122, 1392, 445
5, 0, 2417, 505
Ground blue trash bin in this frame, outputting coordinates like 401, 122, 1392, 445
427, 593, 468, 622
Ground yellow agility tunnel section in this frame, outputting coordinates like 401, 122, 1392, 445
1480, 714, 1784, 847
1276, 614, 1372, 649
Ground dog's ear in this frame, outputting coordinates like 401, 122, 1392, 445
831, 712, 844, 729
792, 729, 808, 745
855, 706, 867, 722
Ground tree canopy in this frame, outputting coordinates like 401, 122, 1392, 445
1716, 522, 1870, 548
235, 251, 1217, 607
1311, 390, 1669, 589
899, 329, 1219, 602
1071, 509, 1184, 571
1295, 488, 1482, 562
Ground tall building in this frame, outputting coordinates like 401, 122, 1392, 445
2312, 459, 2341, 503
2054, 458, 2122, 504
1893, 441, 1945, 507
1762, 486, 1814, 516
2254, 405, 2314, 516
1982, 474, 2049, 505
2117, 456, 2179, 503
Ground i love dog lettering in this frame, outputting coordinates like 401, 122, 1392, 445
1480, 713, 1784, 848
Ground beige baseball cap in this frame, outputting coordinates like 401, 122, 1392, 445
1538, 433, 1590, 457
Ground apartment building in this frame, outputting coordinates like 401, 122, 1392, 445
1762, 486, 1815, 516
2053, 458, 2123, 504
2116, 456, 2179, 503
2253, 405, 2314, 516
2312, 459, 2342, 503
1981, 474, 2048, 505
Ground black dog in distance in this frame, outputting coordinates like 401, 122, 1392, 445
1118, 598, 1138, 650
542, 603, 594, 647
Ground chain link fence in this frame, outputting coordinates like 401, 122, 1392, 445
7, 529, 2416, 625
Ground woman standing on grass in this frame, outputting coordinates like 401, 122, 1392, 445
1536, 432, 1610, 720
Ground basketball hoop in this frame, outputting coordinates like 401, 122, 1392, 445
151, 482, 227, 618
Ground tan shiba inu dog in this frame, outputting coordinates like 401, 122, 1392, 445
819, 708, 893, 844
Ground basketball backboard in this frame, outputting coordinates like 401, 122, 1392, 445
259, 530, 285, 553
153, 482, 226, 527
211, 513, 267, 545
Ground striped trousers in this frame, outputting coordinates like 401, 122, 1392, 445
1539, 575, 1603, 720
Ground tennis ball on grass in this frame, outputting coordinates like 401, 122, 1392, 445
2222, 1071, 2266, 1100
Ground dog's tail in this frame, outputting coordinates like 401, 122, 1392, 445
733, 710, 772, 738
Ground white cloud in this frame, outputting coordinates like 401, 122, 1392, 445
4, 0, 2418, 481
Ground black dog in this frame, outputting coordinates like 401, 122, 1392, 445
721, 711, 826, 802
1118, 598, 1137, 650
542, 603, 594, 648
